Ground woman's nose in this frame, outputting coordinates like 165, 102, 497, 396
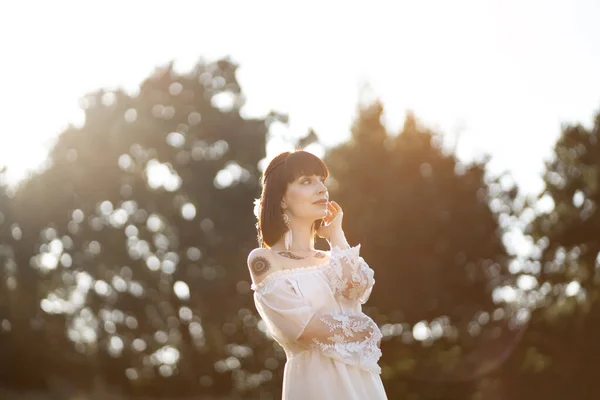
317, 182, 327, 195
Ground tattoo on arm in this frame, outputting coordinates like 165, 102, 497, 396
314, 252, 326, 258
251, 256, 271, 276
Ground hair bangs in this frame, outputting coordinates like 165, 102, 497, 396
283, 151, 329, 183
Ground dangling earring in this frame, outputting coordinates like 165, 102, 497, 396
282, 213, 292, 250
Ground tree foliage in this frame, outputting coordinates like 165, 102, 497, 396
1, 56, 599, 399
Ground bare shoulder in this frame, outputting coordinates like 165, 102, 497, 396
247, 248, 279, 284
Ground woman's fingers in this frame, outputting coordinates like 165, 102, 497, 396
328, 206, 335, 218
328, 201, 342, 220
330, 200, 342, 213
329, 203, 337, 220
322, 204, 332, 225
321, 201, 343, 227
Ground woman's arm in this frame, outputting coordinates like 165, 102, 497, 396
252, 274, 382, 373
318, 203, 376, 303
298, 311, 379, 345
326, 235, 375, 303
298, 311, 382, 373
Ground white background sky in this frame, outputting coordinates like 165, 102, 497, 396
1, 0, 599, 195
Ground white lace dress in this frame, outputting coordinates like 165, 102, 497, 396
251, 245, 388, 400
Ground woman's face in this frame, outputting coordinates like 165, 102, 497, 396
281, 174, 329, 221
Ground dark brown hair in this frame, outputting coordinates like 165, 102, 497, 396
256, 150, 329, 248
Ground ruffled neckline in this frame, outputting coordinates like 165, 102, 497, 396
249, 244, 362, 292
250, 261, 330, 291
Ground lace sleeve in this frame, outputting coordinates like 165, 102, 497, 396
253, 277, 382, 373
299, 312, 382, 374
325, 244, 375, 304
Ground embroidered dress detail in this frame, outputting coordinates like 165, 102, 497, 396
325, 244, 375, 304
309, 313, 382, 374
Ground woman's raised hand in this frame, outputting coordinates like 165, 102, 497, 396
317, 201, 344, 241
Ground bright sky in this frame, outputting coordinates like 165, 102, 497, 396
1, 0, 599, 195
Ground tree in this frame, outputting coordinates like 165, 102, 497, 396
509, 109, 600, 399
4, 58, 284, 397
325, 101, 523, 399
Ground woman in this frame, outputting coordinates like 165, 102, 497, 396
248, 150, 388, 399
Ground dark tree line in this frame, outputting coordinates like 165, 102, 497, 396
1, 57, 599, 399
